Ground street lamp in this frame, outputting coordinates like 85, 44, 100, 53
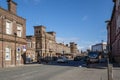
1, 16, 4, 68
63, 51, 64, 56
62, 42, 64, 56
14, 32, 17, 65
105, 20, 113, 80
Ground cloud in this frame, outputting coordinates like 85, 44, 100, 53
79, 40, 100, 51
56, 37, 80, 44
82, 16, 88, 21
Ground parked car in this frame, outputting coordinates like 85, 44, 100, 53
57, 56, 68, 63
74, 56, 82, 61
87, 52, 99, 63
99, 58, 107, 63
38, 56, 52, 63
81, 56, 88, 62
52, 56, 58, 61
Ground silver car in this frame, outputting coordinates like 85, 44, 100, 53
57, 56, 68, 63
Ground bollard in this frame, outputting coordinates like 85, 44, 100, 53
107, 64, 113, 80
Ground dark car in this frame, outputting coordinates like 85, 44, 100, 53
87, 52, 99, 63
74, 56, 82, 61
38, 56, 52, 63
81, 56, 88, 62
52, 56, 58, 61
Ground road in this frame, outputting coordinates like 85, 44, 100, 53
0, 60, 120, 80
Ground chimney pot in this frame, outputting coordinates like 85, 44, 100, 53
7, 0, 17, 14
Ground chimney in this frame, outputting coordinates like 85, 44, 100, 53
7, 0, 17, 15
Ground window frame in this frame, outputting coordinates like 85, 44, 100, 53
32, 42, 35, 48
17, 24, 22, 37
6, 20, 12, 35
27, 42, 31, 48
5, 47, 11, 60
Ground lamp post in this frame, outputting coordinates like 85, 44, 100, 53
62, 42, 64, 56
14, 32, 17, 65
105, 20, 113, 80
1, 16, 4, 68
107, 52, 113, 80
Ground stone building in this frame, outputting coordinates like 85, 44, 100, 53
70, 42, 79, 56
56, 43, 71, 58
34, 25, 79, 60
107, 0, 120, 63
34, 25, 56, 59
0, 0, 26, 68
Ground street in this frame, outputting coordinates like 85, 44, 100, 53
0, 60, 120, 80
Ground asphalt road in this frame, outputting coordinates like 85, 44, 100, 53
0, 60, 120, 80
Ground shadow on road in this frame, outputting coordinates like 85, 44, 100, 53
24, 60, 120, 70
36, 60, 108, 69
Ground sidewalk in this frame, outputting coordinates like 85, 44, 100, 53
87, 63, 107, 69
113, 63, 120, 67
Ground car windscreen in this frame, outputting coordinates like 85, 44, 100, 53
88, 52, 99, 58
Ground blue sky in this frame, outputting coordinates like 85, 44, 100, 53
0, 0, 113, 51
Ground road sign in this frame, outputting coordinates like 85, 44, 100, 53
17, 47, 21, 53
22, 45, 26, 52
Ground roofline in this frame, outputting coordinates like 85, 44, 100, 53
26, 35, 34, 37
0, 7, 26, 21
113, 0, 115, 2
7, 0, 17, 5
110, 1, 115, 24
34, 25, 46, 29
47, 31, 56, 34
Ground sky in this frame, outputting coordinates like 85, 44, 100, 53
0, 0, 113, 51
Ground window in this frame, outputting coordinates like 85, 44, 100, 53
6, 21, 12, 34
0, 27, 1, 33
16, 53, 21, 60
37, 42, 39, 48
117, 16, 120, 28
117, 15, 120, 31
27, 42, 31, 48
119, 0, 120, 4
17, 24, 22, 37
32, 42, 35, 48
118, 40, 120, 50
5, 48, 11, 60
36, 30, 38, 34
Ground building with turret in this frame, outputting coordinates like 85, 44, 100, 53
70, 42, 79, 56
31, 25, 79, 61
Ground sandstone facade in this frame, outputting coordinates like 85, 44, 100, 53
0, 0, 26, 68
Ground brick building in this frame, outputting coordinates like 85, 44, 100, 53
107, 0, 120, 63
33, 25, 79, 61
0, 0, 26, 68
